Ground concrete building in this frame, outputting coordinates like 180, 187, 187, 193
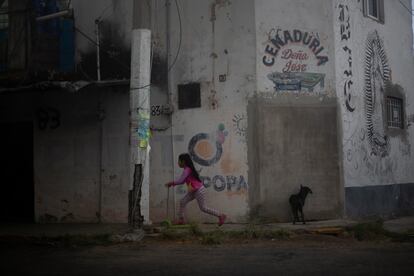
0, 0, 413, 224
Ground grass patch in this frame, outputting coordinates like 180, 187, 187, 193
224, 224, 291, 240
160, 228, 185, 240
200, 230, 225, 245
347, 220, 414, 243
346, 220, 390, 241
157, 223, 292, 244
189, 222, 203, 236
261, 229, 292, 239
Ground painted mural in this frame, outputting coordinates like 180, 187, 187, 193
262, 29, 328, 93
184, 124, 248, 195
364, 31, 390, 157
232, 113, 247, 143
338, 3, 355, 112
188, 124, 228, 166
343, 30, 396, 184
267, 72, 325, 92
344, 126, 397, 184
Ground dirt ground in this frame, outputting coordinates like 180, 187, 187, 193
1, 234, 413, 276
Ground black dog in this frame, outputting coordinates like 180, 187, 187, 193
289, 185, 313, 224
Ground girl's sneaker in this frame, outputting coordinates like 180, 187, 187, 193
218, 214, 226, 226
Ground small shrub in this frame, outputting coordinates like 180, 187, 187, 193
262, 229, 291, 240
347, 220, 389, 241
201, 231, 224, 245
189, 223, 203, 236
161, 228, 182, 240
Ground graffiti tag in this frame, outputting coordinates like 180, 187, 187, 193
338, 4, 355, 112
37, 107, 60, 130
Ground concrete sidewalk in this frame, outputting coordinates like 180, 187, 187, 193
0, 216, 413, 239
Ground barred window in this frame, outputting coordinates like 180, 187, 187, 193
0, 0, 8, 30
363, 0, 384, 23
386, 97, 404, 129
57, 0, 71, 10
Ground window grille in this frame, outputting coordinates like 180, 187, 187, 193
386, 97, 404, 129
0, 0, 8, 30
363, 0, 384, 23
57, 0, 70, 10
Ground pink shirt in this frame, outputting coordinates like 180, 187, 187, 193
173, 166, 203, 191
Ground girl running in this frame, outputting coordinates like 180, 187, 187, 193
166, 153, 226, 226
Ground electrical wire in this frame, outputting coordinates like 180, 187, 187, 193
96, 1, 113, 22
167, 0, 182, 72
74, 26, 131, 73
131, 83, 151, 90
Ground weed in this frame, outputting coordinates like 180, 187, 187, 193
201, 231, 224, 245
160, 228, 183, 240
189, 222, 203, 236
386, 230, 414, 243
346, 220, 389, 241
262, 229, 292, 240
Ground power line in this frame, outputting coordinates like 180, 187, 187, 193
74, 26, 131, 73
96, 1, 113, 21
167, 0, 182, 72
131, 83, 151, 90
75, 22, 156, 90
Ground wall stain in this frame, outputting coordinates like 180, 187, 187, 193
151, 53, 168, 88
60, 213, 75, 222
39, 213, 58, 223
79, 22, 131, 80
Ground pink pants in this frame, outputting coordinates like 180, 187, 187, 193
179, 187, 221, 219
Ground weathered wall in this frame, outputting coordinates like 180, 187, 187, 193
0, 86, 130, 223
149, 0, 256, 223
250, 0, 341, 222
248, 96, 342, 222
333, 0, 414, 217
100, 86, 130, 222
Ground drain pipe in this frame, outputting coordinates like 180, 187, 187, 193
95, 19, 101, 81
97, 100, 105, 223
166, 0, 176, 220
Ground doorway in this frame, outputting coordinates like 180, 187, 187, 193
248, 98, 342, 222
0, 122, 34, 222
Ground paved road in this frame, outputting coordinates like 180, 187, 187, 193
1, 240, 413, 276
